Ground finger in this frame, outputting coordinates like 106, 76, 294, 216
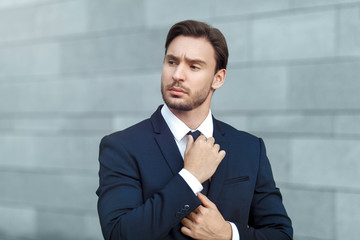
192, 205, 204, 215
207, 137, 215, 145
213, 143, 220, 152
197, 192, 216, 208
185, 134, 194, 151
181, 217, 192, 227
218, 150, 226, 159
181, 226, 192, 237
186, 211, 198, 221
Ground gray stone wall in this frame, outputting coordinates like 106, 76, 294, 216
0, 1, 359, 239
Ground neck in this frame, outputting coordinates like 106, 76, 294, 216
168, 102, 211, 130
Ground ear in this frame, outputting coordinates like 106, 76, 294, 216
211, 69, 226, 90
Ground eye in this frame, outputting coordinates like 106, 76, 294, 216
190, 65, 200, 70
168, 60, 177, 65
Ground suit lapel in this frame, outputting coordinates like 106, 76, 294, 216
151, 106, 184, 175
207, 118, 228, 202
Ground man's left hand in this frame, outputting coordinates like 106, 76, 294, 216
181, 193, 232, 240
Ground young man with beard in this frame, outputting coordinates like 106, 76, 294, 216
96, 20, 293, 240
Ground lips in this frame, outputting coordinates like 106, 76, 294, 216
169, 87, 187, 96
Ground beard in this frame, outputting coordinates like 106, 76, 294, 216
161, 81, 212, 111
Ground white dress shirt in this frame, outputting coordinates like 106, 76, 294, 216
161, 104, 240, 240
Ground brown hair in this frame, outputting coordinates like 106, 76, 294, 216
165, 20, 228, 72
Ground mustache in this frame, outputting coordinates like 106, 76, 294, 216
166, 82, 190, 93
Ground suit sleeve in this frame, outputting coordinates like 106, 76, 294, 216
236, 138, 293, 240
96, 135, 201, 240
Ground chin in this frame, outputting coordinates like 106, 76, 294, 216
163, 98, 193, 111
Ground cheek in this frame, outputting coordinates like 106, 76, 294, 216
197, 75, 215, 90
161, 68, 172, 82
160, 70, 167, 84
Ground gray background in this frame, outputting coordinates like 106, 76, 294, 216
0, 0, 360, 240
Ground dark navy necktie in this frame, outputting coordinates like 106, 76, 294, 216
186, 130, 210, 195
187, 130, 201, 141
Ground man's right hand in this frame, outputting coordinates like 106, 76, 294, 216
184, 134, 226, 183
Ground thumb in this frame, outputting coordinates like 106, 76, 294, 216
197, 192, 215, 208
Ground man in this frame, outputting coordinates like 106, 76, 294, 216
96, 20, 293, 240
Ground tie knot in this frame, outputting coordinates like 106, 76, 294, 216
187, 130, 201, 141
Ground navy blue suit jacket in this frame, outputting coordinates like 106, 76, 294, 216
96, 105, 293, 240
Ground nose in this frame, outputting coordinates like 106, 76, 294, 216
172, 64, 185, 82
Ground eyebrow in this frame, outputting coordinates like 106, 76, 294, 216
165, 54, 207, 66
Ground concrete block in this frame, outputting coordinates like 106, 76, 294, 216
290, 139, 360, 188
0, 76, 61, 112
60, 29, 166, 73
292, 236, 331, 240
0, 0, 87, 43
0, 171, 98, 211
247, 114, 334, 134
40, 0, 87, 37
336, 192, 360, 240
293, 0, 359, 8
0, 119, 13, 130
0, 43, 60, 76
212, 66, 288, 111
0, 73, 162, 113
59, 117, 113, 133
262, 138, 291, 183
338, 6, 360, 56
0, 135, 102, 171
334, 115, 360, 135
213, 21, 251, 63
113, 114, 152, 132
281, 188, 335, 239
213, 0, 290, 17
252, 11, 336, 61
37, 211, 85, 240
210, 114, 248, 132
0, 117, 113, 133
66, 72, 161, 113
144, 0, 211, 27
87, 0, 144, 31
288, 62, 360, 110
0, 0, 56, 10
84, 214, 103, 240
0, 206, 36, 239
0, 6, 37, 42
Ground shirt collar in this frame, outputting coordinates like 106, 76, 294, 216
161, 104, 213, 142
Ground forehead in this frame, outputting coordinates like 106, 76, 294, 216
166, 36, 216, 63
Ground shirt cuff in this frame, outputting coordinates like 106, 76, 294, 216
229, 221, 240, 240
179, 168, 203, 195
